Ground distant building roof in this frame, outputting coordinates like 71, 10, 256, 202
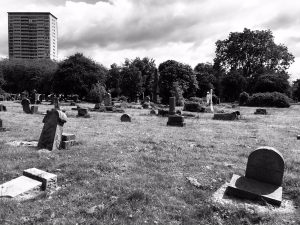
8, 12, 57, 19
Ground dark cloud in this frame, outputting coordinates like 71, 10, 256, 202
263, 13, 300, 30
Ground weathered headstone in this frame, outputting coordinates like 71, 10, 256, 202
77, 108, 90, 118
0, 118, 6, 131
54, 97, 60, 109
104, 93, 112, 106
226, 146, 284, 206
121, 114, 131, 122
169, 97, 176, 115
213, 111, 239, 120
0, 104, 7, 111
167, 115, 186, 127
254, 108, 267, 115
60, 133, 76, 149
21, 98, 32, 114
0, 168, 57, 199
38, 109, 67, 151
31, 105, 39, 114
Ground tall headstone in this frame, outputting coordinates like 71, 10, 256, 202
0, 118, 5, 131
54, 97, 60, 110
226, 146, 284, 206
21, 98, 32, 114
77, 108, 90, 118
38, 109, 67, 151
104, 93, 112, 106
169, 97, 176, 115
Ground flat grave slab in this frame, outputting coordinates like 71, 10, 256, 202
0, 176, 42, 198
226, 174, 282, 206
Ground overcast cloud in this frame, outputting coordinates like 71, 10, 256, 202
0, 0, 299, 80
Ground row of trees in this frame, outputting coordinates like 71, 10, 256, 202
0, 28, 299, 103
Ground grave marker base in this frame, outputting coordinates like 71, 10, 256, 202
167, 115, 186, 127
226, 174, 282, 206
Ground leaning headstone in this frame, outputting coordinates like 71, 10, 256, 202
60, 133, 76, 149
38, 109, 67, 151
0, 104, 7, 111
21, 98, 32, 114
254, 108, 267, 115
169, 97, 176, 115
213, 111, 239, 120
226, 146, 284, 206
121, 114, 131, 122
77, 108, 90, 118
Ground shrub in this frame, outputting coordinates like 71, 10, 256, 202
239, 91, 249, 106
119, 95, 128, 102
212, 94, 219, 104
247, 92, 290, 108
183, 101, 205, 112
87, 83, 106, 103
189, 97, 204, 103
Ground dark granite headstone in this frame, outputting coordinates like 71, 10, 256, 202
38, 109, 67, 151
226, 146, 284, 206
0, 104, 7, 111
0, 118, 5, 131
167, 115, 185, 127
169, 97, 176, 115
61, 133, 76, 149
254, 108, 267, 115
21, 98, 32, 114
213, 112, 239, 120
77, 108, 90, 118
120, 114, 131, 122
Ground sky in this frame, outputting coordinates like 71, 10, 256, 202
0, 0, 299, 80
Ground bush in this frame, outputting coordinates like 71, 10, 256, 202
239, 91, 249, 106
183, 101, 205, 112
212, 94, 219, 104
119, 95, 128, 102
87, 82, 106, 103
247, 92, 290, 108
189, 97, 204, 103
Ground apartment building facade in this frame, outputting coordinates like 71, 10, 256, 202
8, 12, 58, 60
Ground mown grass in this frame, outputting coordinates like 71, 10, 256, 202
0, 101, 299, 224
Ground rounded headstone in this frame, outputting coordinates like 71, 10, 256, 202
245, 146, 284, 186
120, 114, 131, 122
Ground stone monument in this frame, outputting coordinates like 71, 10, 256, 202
0, 118, 6, 131
254, 108, 267, 115
21, 98, 32, 114
121, 114, 131, 122
226, 146, 284, 206
0, 104, 7, 111
38, 109, 67, 151
213, 111, 240, 120
104, 93, 112, 106
77, 108, 90, 118
167, 97, 185, 127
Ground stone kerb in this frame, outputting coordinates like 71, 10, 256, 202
245, 146, 284, 186
213, 111, 239, 120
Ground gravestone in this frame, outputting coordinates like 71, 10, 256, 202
167, 115, 186, 127
226, 146, 284, 206
54, 97, 60, 109
21, 98, 32, 114
61, 133, 76, 149
77, 108, 90, 118
121, 114, 131, 122
38, 109, 67, 151
104, 93, 112, 106
169, 97, 176, 115
0, 104, 7, 111
0, 168, 57, 199
213, 111, 239, 120
254, 108, 267, 115
31, 105, 39, 114
0, 118, 6, 131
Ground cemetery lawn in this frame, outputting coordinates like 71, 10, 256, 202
0, 101, 300, 225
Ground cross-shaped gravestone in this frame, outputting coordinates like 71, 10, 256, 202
38, 109, 67, 151
226, 146, 284, 206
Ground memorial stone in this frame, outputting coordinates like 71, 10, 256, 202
169, 97, 176, 115
0, 104, 7, 111
77, 108, 90, 118
104, 93, 112, 106
213, 111, 239, 120
38, 109, 67, 151
226, 146, 284, 206
254, 108, 267, 115
0, 118, 5, 131
121, 114, 131, 122
21, 98, 32, 114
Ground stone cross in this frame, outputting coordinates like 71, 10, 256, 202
169, 97, 176, 115
38, 109, 67, 151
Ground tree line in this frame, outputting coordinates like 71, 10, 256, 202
0, 28, 299, 103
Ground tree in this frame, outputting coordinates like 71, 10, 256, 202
106, 63, 122, 97
194, 63, 216, 97
158, 60, 198, 103
253, 72, 291, 96
1, 58, 57, 94
53, 53, 107, 97
214, 28, 294, 79
221, 70, 247, 101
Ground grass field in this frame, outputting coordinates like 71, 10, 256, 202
0, 101, 300, 225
